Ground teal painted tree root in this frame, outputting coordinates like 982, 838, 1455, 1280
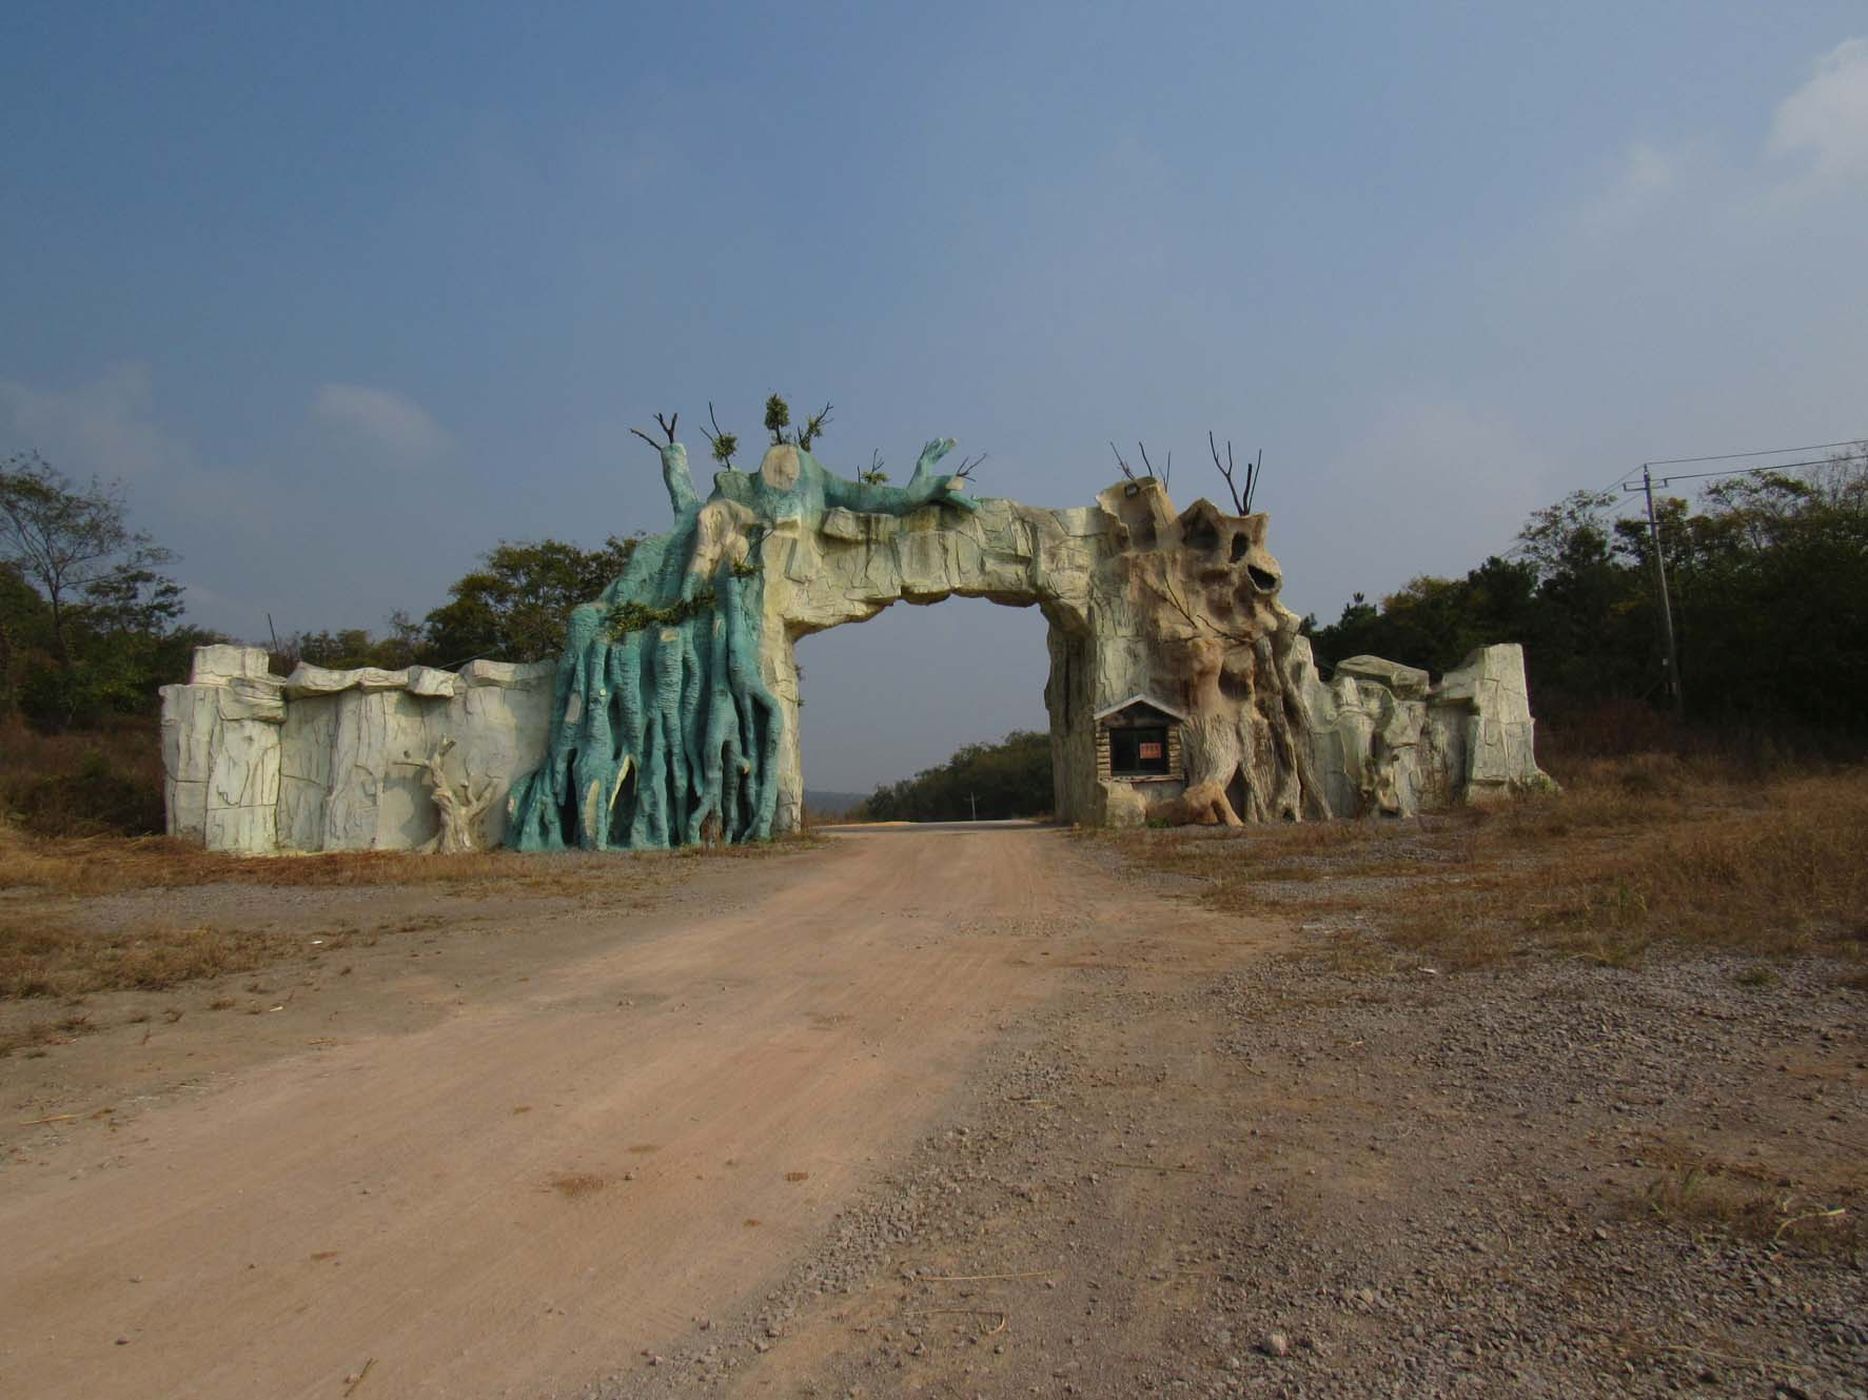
505, 407, 976, 850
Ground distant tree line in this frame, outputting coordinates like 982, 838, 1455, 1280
852, 730, 1053, 822
9, 442, 1865, 756
1306, 446, 1868, 737
277, 535, 639, 673
1, 449, 640, 733
1, 453, 216, 731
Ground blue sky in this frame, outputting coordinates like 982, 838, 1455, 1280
5, 3, 1867, 790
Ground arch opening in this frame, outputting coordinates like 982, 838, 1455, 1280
791, 594, 1060, 820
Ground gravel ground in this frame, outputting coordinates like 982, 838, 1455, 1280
580, 853, 1865, 1399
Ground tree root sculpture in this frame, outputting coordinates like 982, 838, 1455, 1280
504, 422, 974, 851
415, 738, 498, 853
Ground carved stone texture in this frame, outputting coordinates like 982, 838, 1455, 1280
160, 450, 1553, 852
161, 650, 554, 853
159, 645, 284, 853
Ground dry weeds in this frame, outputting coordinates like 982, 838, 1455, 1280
0, 917, 290, 1003
0, 822, 823, 899
0, 820, 824, 1026
0, 1013, 98, 1058
0, 716, 166, 836
1629, 1158, 1859, 1257
548, 1172, 609, 1200
1103, 757, 1868, 972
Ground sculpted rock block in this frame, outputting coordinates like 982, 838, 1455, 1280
161, 433, 1550, 851
163, 656, 552, 853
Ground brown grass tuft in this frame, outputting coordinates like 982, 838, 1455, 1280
1628, 1161, 1859, 1256
548, 1172, 608, 1199
0, 716, 166, 837
0, 818, 826, 899
0, 919, 286, 1001
0, 1014, 99, 1057
1103, 758, 1868, 971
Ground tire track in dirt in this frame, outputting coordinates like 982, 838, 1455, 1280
0, 827, 1162, 1399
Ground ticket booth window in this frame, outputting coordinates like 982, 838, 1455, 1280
1110, 725, 1171, 777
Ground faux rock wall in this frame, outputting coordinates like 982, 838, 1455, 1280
1299, 643, 1548, 820
160, 479, 1551, 853
160, 646, 553, 854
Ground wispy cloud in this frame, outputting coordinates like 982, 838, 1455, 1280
0, 364, 284, 635
1770, 37, 1868, 182
312, 383, 449, 460
1576, 141, 1683, 238
0, 362, 191, 479
1571, 36, 1868, 242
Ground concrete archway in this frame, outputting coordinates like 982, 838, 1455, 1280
159, 438, 1551, 855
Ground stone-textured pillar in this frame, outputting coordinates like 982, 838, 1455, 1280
159, 644, 284, 853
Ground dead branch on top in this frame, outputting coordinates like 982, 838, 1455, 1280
1208, 432, 1262, 514
702, 402, 739, 468
797, 402, 834, 451
629, 412, 680, 451
1136, 442, 1170, 488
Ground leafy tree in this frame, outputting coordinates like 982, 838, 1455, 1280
1310, 446, 1868, 739
275, 612, 426, 673
423, 536, 640, 664
0, 453, 193, 729
763, 394, 792, 444
0, 453, 178, 667
854, 730, 1053, 821
761, 394, 833, 450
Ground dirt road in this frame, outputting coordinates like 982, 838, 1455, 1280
1, 827, 1246, 1399
6, 824, 1860, 1399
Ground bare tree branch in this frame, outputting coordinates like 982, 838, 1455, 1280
798, 402, 833, 451
1136, 442, 1171, 488
702, 401, 739, 468
629, 411, 681, 453
1208, 431, 1244, 513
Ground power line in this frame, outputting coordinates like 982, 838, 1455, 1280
1622, 468, 1684, 716
1616, 440, 1861, 719
1330, 435, 1863, 610
1647, 456, 1837, 487
1644, 437, 1864, 468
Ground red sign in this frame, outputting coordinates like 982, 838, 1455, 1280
1138, 741, 1163, 760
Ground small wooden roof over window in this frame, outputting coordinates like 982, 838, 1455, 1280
1093, 694, 1188, 726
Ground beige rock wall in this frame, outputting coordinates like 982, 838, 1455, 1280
161, 649, 553, 854
160, 483, 1551, 851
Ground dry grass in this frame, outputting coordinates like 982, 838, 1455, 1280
0, 822, 824, 899
0, 1012, 99, 1058
1628, 1159, 1860, 1257
0, 917, 291, 1003
0, 812, 825, 1024
1104, 756, 1868, 971
547, 1172, 608, 1199
0, 716, 166, 837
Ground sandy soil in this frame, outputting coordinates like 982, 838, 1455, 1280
1, 827, 1196, 1398
2, 827, 1861, 1399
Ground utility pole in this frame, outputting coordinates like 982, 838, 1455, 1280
969, 791, 978, 822
1624, 466, 1684, 718
1615, 436, 1867, 719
